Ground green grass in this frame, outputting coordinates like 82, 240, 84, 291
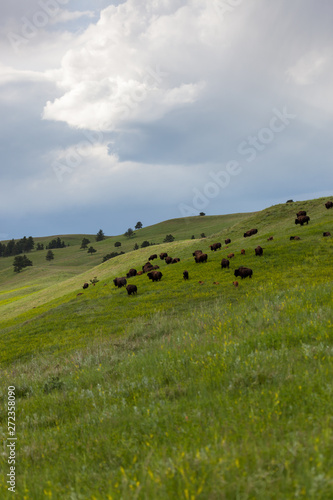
0, 196, 332, 499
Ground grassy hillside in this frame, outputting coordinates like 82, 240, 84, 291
0, 196, 332, 499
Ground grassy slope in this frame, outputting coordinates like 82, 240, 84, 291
0, 213, 249, 323
0, 196, 332, 499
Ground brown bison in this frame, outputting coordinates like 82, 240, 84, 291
267, 236, 273, 241
255, 246, 263, 256
233, 281, 239, 287
113, 277, 127, 288
126, 268, 137, 278
149, 254, 157, 261
83, 282, 89, 289
171, 258, 180, 264
160, 252, 168, 260
325, 201, 333, 209
137, 271, 143, 275
195, 253, 208, 263
126, 284, 137, 295
234, 267, 253, 279
295, 215, 310, 225
290, 236, 301, 240
244, 228, 258, 237
209, 242, 221, 251
296, 210, 307, 217
286, 199, 293, 203
142, 262, 154, 273
152, 265, 160, 269
227, 253, 234, 259
165, 256, 173, 264
323, 232, 331, 237
225, 238, 231, 244
183, 270, 189, 280
192, 250, 202, 257
147, 271, 163, 282
221, 258, 230, 269
241, 249, 245, 255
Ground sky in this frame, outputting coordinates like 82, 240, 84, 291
0, 0, 332, 240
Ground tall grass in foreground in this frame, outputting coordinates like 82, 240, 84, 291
0, 282, 332, 499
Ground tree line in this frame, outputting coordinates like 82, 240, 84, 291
0, 236, 34, 257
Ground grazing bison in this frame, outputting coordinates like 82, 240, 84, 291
183, 270, 189, 280
137, 271, 143, 275
295, 215, 310, 225
227, 253, 234, 259
244, 228, 258, 237
165, 256, 173, 264
142, 262, 154, 273
296, 210, 307, 217
290, 236, 301, 240
323, 232, 331, 237
160, 252, 168, 260
325, 201, 333, 209
113, 277, 127, 288
241, 249, 245, 255
148, 254, 157, 261
126, 284, 137, 295
147, 271, 163, 282
233, 281, 239, 287
126, 268, 137, 278
209, 242, 221, 251
225, 238, 231, 244
83, 282, 89, 289
192, 250, 202, 257
195, 253, 208, 263
286, 199, 293, 203
221, 258, 230, 269
255, 246, 263, 256
152, 265, 160, 269
171, 258, 180, 264
234, 267, 253, 279
267, 236, 273, 241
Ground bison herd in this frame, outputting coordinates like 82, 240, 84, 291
81, 201, 331, 296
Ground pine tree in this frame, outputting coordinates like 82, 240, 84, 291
46, 250, 54, 261
96, 229, 105, 242
124, 228, 135, 238
80, 238, 90, 249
